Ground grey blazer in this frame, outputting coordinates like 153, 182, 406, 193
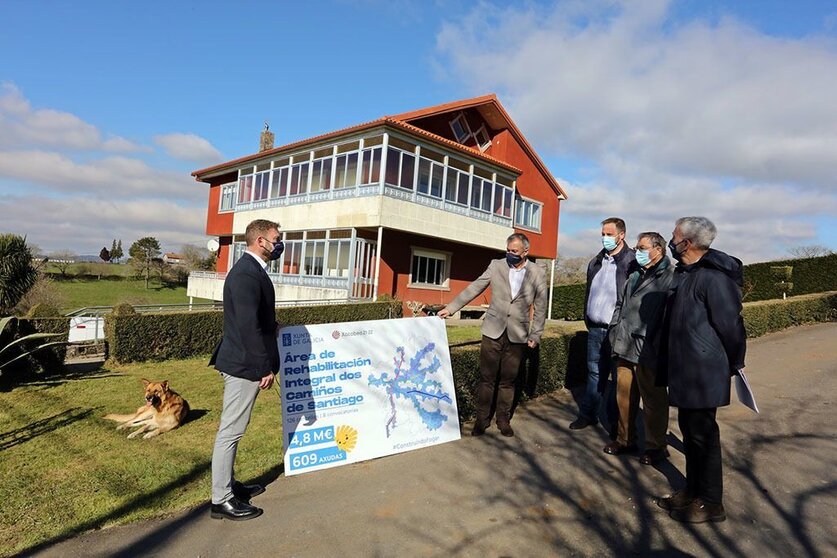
446, 258, 548, 344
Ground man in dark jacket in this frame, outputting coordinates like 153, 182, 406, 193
657, 217, 746, 524
605, 232, 674, 465
570, 217, 636, 432
209, 219, 283, 521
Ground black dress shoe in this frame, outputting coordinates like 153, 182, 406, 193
471, 422, 486, 436
669, 498, 726, 523
569, 417, 598, 430
497, 422, 514, 437
210, 497, 263, 521
640, 448, 670, 465
656, 489, 693, 511
603, 441, 638, 455
232, 480, 265, 501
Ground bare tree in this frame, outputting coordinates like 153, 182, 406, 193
48, 249, 77, 278
553, 255, 590, 285
787, 245, 833, 258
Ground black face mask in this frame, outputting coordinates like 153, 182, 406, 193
267, 240, 285, 261
506, 252, 523, 266
668, 238, 686, 262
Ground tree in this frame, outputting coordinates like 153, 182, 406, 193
129, 237, 162, 289
99, 246, 111, 262
110, 239, 124, 263
787, 245, 833, 258
48, 249, 76, 278
0, 234, 38, 316
181, 243, 216, 271
553, 255, 590, 285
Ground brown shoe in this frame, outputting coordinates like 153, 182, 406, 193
669, 498, 726, 523
497, 422, 514, 437
640, 448, 670, 465
603, 441, 638, 455
656, 489, 694, 511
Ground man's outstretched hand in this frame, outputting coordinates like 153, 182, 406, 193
437, 308, 451, 319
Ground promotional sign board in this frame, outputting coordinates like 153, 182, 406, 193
279, 317, 460, 476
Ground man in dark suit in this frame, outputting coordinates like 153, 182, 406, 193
438, 233, 548, 438
657, 216, 746, 523
209, 219, 283, 521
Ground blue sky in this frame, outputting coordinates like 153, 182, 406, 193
1, 0, 835, 263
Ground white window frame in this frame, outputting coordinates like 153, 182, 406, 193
474, 125, 492, 152
408, 247, 451, 290
514, 195, 543, 232
219, 182, 237, 213
449, 113, 472, 143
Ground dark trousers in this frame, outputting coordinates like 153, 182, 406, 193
477, 331, 525, 426
678, 407, 723, 504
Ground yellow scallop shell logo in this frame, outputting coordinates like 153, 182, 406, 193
335, 425, 358, 453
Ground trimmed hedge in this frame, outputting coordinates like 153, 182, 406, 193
551, 254, 837, 318
742, 291, 836, 337
106, 301, 402, 364
742, 254, 837, 302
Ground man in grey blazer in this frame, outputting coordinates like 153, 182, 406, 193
438, 233, 548, 437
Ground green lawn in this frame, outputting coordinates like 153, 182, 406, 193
0, 357, 282, 557
54, 278, 206, 313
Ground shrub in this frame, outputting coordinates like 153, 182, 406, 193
14, 273, 66, 317
106, 301, 402, 363
742, 254, 837, 302
551, 283, 585, 320
742, 292, 836, 337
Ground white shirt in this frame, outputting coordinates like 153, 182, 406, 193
586, 253, 618, 325
508, 260, 527, 299
245, 250, 268, 272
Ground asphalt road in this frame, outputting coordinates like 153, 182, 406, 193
29, 322, 837, 558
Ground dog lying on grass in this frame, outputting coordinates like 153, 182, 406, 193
104, 379, 190, 439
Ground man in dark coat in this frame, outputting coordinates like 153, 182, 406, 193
570, 217, 636, 433
657, 216, 746, 524
209, 219, 283, 521
605, 232, 674, 464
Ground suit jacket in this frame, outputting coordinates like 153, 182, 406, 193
446, 258, 548, 344
209, 253, 280, 381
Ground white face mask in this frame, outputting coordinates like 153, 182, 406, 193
602, 235, 618, 251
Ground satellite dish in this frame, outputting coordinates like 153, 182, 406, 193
206, 238, 220, 252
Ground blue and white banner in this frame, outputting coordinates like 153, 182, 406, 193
278, 317, 460, 476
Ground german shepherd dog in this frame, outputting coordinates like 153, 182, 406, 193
104, 379, 190, 439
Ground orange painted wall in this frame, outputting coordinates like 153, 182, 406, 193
487, 129, 560, 259
378, 229, 503, 309
205, 172, 236, 237
216, 236, 232, 273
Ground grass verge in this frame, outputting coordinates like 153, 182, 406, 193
0, 357, 281, 557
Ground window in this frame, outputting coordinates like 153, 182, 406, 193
360, 147, 382, 185
253, 171, 270, 201
515, 196, 543, 231
474, 125, 492, 151
470, 177, 493, 213
493, 182, 513, 217
219, 182, 236, 212
334, 152, 359, 188
310, 157, 332, 192
417, 157, 443, 198
289, 161, 309, 196
237, 174, 253, 204
271, 165, 289, 198
410, 248, 450, 288
385, 147, 415, 190
326, 239, 351, 277
449, 113, 472, 143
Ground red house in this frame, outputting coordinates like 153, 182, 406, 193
189, 94, 566, 315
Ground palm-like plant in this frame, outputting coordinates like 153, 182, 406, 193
0, 316, 65, 375
0, 234, 38, 316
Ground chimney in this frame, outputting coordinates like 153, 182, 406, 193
259, 121, 274, 152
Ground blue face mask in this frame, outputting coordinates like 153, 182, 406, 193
267, 240, 284, 261
635, 249, 651, 266
506, 252, 523, 267
602, 235, 618, 251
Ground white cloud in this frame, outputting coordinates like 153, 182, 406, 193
154, 133, 223, 163
436, 1, 837, 262
0, 194, 207, 255
0, 150, 203, 202
0, 82, 144, 152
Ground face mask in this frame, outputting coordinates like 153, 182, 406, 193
668, 239, 686, 262
635, 249, 651, 267
506, 252, 523, 266
267, 240, 284, 261
602, 235, 618, 251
